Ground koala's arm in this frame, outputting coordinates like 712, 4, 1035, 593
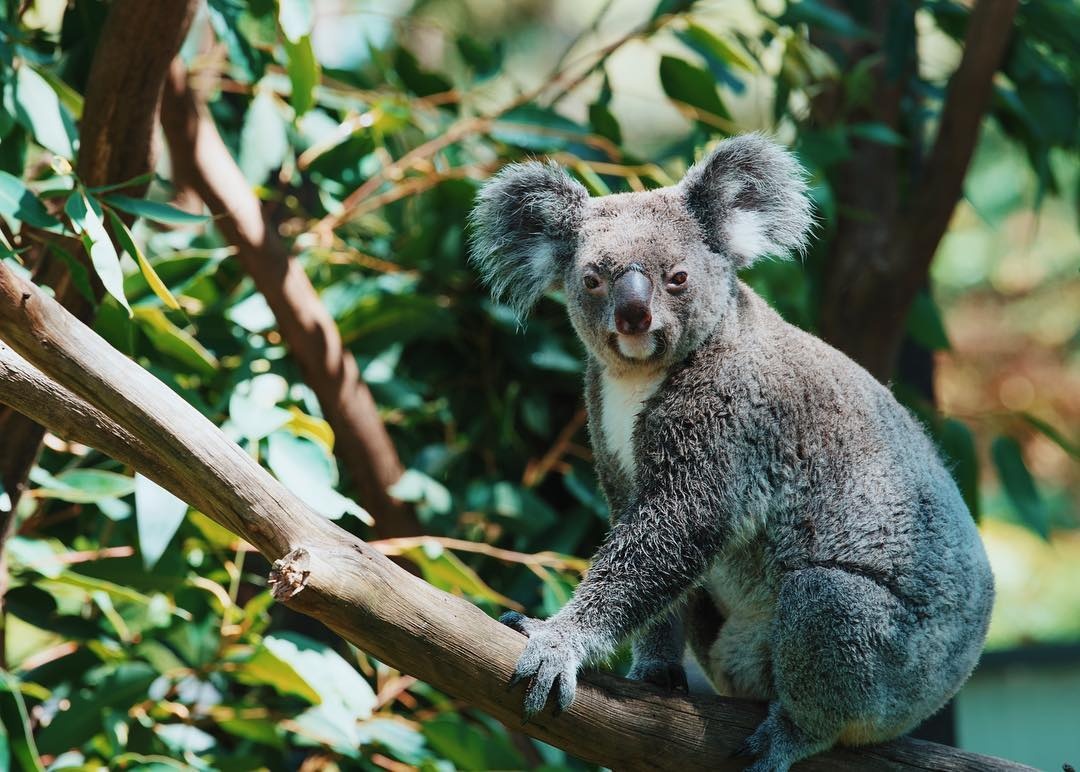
501, 455, 729, 716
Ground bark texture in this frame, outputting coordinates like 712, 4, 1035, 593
0, 259, 1032, 772
159, 60, 420, 538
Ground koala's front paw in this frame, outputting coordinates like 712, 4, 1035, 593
499, 611, 585, 720
627, 659, 689, 692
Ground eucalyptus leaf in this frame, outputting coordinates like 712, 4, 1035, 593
103, 194, 209, 226
0, 171, 62, 230
12, 64, 74, 158
65, 191, 131, 314
134, 474, 189, 570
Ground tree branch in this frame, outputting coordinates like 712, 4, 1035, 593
159, 60, 420, 539
0, 262, 1030, 771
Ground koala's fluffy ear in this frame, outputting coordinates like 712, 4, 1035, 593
679, 134, 813, 267
470, 161, 588, 318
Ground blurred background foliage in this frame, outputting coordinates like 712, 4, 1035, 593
0, 0, 1077, 769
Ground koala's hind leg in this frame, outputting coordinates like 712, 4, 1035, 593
627, 610, 687, 691
742, 566, 917, 772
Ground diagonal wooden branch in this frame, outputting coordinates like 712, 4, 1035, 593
0, 263, 1030, 770
158, 59, 420, 539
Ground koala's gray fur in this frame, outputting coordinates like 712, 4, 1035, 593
471, 134, 994, 772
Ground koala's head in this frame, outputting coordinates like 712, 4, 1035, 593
470, 134, 813, 373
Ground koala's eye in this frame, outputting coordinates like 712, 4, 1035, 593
667, 270, 689, 292
583, 273, 604, 293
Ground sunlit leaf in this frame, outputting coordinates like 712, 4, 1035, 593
106, 209, 181, 310
239, 89, 288, 185
12, 64, 74, 158
267, 432, 372, 523
285, 406, 335, 450
134, 474, 189, 570
0, 171, 62, 230
389, 470, 452, 516
33, 468, 136, 504
261, 632, 376, 743
65, 191, 131, 314
278, 0, 314, 43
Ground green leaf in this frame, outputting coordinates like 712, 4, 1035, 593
283, 34, 319, 116
65, 191, 131, 314
905, 290, 950, 350
106, 209, 181, 310
12, 64, 74, 158
991, 436, 1049, 539
239, 89, 288, 184
848, 122, 906, 147
0, 673, 44, 772
35, 663, 157, 755
234, 643, 322, 704
28, 64, 83, 119
389, 470, 452, 515
422, 715, 525, 771
33, 468, 136, 504
650, 0, 696, 22
393, 47, 452, 97
229, 375, 292, 440
779, 0, 868, 39
103, 194, 209, 226
588, 102, 622, 145
658, 56, 731, 122
262, 632, 376, 740
134, 474, 188, 570
134, 307, 219, 376
937, 418, 979, 522
266, 432, 372, 523
278, 0, 314, 43
0, 171, 62, 230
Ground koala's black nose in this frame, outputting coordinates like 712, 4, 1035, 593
613, 271, 653, 335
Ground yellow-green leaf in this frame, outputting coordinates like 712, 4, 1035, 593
106, 208, 180, 310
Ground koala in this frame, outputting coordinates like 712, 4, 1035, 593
469, 134, 994, 772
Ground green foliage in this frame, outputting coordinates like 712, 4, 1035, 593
0, 0, 1077, 769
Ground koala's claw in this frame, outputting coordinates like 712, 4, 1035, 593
502, 615, 584, 720
500, 610, 543, 636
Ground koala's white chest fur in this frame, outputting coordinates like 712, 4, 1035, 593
600, 369, 665, 480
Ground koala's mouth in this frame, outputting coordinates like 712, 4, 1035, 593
608, 331, 668, 363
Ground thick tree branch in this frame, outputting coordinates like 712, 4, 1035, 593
0, 263, 1030, 771
817, 0, 1018, 381
159, 60, 420, 539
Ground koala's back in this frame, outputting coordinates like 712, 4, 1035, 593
658, 283, 993, 714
